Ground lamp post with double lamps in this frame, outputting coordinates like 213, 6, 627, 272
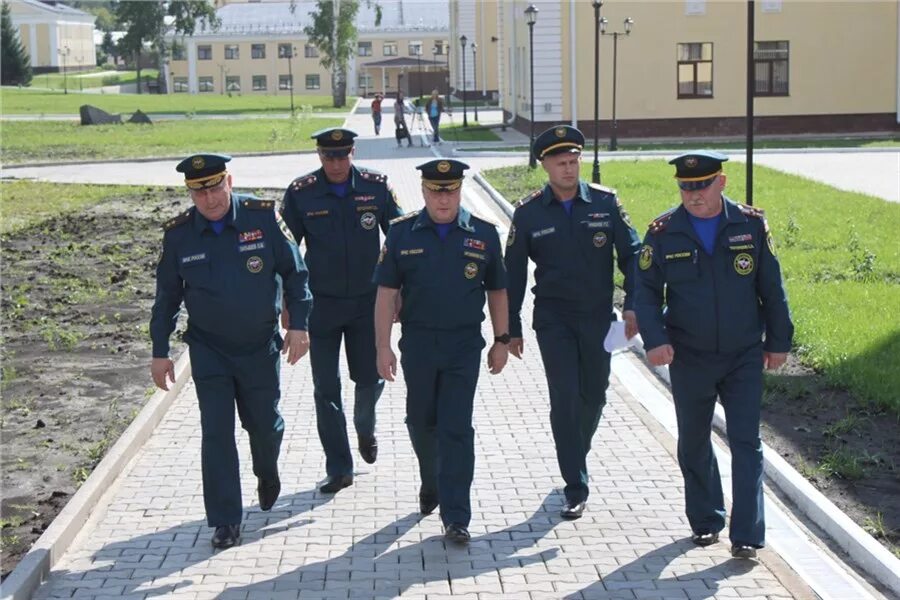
591, 0, 603, 183
471, 42, 479, 122
284, 45, 296, 114
459, 35, 468, 127
525, 4, 538, 168
600, 16, 633, 151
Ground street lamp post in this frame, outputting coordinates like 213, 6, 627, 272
525, 4, 538, 168
471, 42, 479, 122
285, 45, 296, 114
459, 35, 469, 127
59, 45, 70, 95
600, 17, 633, 151
591, 0, 603, 184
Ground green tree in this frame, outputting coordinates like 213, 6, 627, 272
1, 2, 32, 86
303, 0, 380, 108
115, 0, 217, 94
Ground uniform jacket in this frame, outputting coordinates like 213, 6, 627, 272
504, 181, 641, 337
150, 193, 312, 358
634, 195, 793, 354
373, 207, 507, 331
280, 165, 402, 298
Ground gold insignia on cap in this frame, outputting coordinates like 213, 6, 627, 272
684, 157, 698, 168
191, 156, 205, 170
555, 127, 566, 138
437, 161, 451, 174
331, 130, 343, 141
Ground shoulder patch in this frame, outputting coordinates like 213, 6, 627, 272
162, 209, 191, 231
241, 199, 276, 210
359, 169, 388, 184
290, 174, 317, 191
648, 208, 677, 235
515, 189, 543, 208
739, 203, 766, 219
588, 183, 617, 197
390, 210, 420, 225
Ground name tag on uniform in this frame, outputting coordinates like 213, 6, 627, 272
239, 241, 266, 252
356, 205, 378, 212
463, 250, 487, 261
531, 227, 556, 239
664, 251, 693, 261
354, 195, 376, 202
238, 229, 264, 243
729, 244, 755, 251
584, 220, 610, 229
306, 210, 329, 217
180, 252, 208, 265
400, 248, 425, 256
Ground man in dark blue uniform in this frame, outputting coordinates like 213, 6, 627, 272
373, 159, 509, 544
150, 154, 312, 549
281, 128, 403, 494
634, 151, 794, 559
505, 125, 642, 520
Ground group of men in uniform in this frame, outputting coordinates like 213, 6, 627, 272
150, 122, 793, 558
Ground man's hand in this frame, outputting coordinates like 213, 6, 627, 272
151, 358, 175, 391
282, 329, 309, 365
763, 352, 788, 370
623, 310, 639, 340
509, 337, 524, 359
393, 294, 402, 323
377, 346, 397, 382
647, 344, 674, 367
280, 305, 291, 331
488, 342, 509, 374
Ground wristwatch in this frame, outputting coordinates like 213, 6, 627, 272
494, 333, 511, 344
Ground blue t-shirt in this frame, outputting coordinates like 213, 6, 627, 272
688, 212, 721, 255
329, 181, 350, 198
435, 222, 453, 241
558, 198, 575, 216
429, 101, 439, 118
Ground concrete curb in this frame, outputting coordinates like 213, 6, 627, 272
0, 352, 193, 600
472, 174, 900, 598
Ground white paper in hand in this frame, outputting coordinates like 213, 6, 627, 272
603, 320, 634, 353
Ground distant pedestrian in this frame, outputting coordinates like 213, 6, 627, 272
394, 91, 414, 148
425, 89, 445, 144
634, 150, 794, 559
371, 93, 383, 136
150, 154, 312, 550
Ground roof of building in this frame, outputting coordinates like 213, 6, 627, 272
199, 0, 448, 36
362, 56, 444, 68
14, 0, 92, 17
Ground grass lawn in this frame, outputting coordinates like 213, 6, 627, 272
0, 88, 345, 115
471, 138, 900, 153
0, 181, 143, 235
1, 116, 343, 164
438, 122, 501, 142
483, 160, 900, 414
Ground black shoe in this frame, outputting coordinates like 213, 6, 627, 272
560, 501, 586, 520
691, 532, 719, 547
444, 523, 470, 544
211, 524, 240, 549
731, 543, 758, 559
419, 488, 439, 515
319, 474, 353, 494
358, 434, 378, 464
257, 475, 280, 511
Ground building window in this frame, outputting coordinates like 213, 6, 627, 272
754, 41, 789, 96
677, 42, 713, 98
199, 76, 214, 92
251, 44, 266, 59
278, 43, 294, 59
305, 74, 320, 89
358, 73, 373, 89
173, 77, 188, 92
197, 45, 212, 60
252, 75, 267, 91
433, 42, 446, 55
357, 41, 372, 57
304, 44, 318, 58
279, 75, 293, 90
224, 44, 239, 60
225, 75, 241, 92
408, 41, 422, 57
171, 44, 186, 61
383, 41, 397, 56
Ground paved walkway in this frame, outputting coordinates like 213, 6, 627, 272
11, 103, 894, 600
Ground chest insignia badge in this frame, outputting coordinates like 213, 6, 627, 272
734, 252, 754, 275
464, 262, 479, 279
592, 231, 607, 248
246, 256, 264, 273
360, 212, 377, 230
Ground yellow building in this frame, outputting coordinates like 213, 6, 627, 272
463, 0, 899, 136
166, 0, 450, 98
8, 0, 96, 73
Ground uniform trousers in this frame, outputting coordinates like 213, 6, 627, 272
669, 342, 765, 546
534, 308, 612, 505
189, 338, 284, 527
309, 294, 384, 477
400, 328, 484, 527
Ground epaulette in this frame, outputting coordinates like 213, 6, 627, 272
240, 198, 276, 210
515, 189, 543, 208
162, 209, 191, 231
390, 210, 420, 225
588, 183, 617, 197
359, 169, 388, 184
738, 203, 766, 219
647, 208, 677, 235
290, 174, 317, 191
